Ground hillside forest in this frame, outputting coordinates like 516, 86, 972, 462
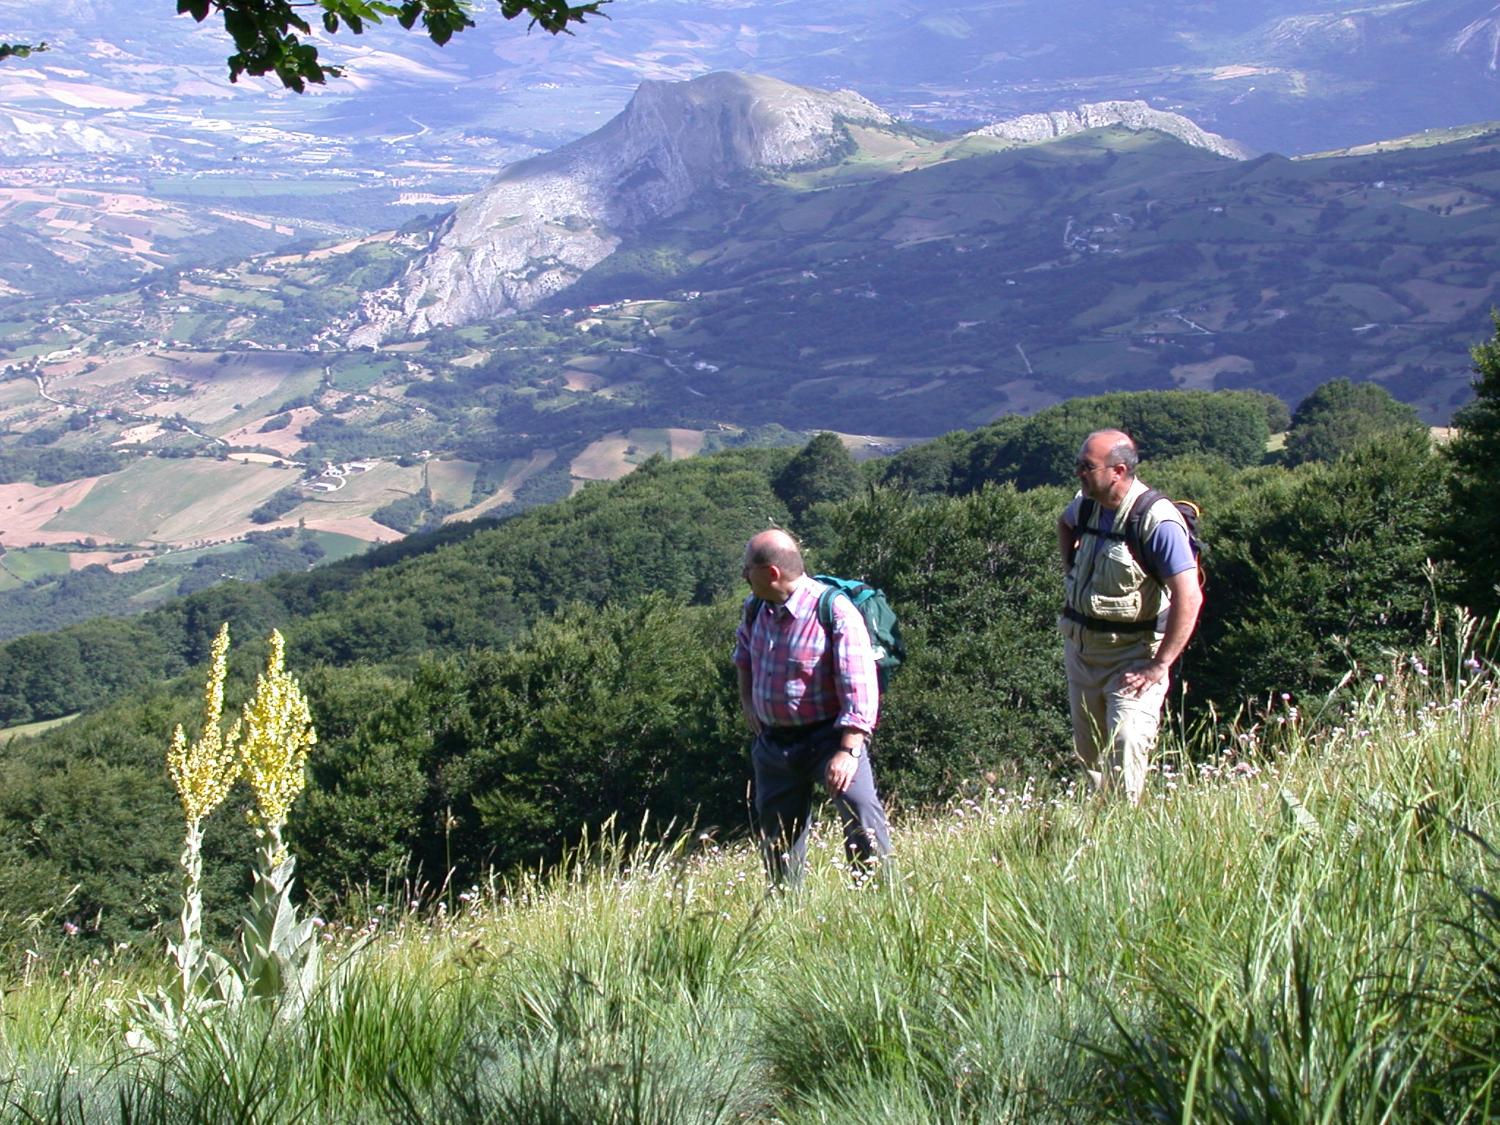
3, 315, 1499, 962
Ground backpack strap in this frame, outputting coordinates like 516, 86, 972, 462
1120, 487, 1166, 587
1077, 497, 1097, 536
743, 595, 764, 629
816, 585, 847, 637
1074, 488, 1168, 587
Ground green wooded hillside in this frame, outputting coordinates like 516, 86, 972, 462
0, 366, 1493, 960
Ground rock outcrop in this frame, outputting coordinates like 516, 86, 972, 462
1452, 10, 1500, 71
0, 108, 146, 156
966, 100, 1253, 160
354, 72, 890, 343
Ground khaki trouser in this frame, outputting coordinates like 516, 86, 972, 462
1063, 630, 1169, 804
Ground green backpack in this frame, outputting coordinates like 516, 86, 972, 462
745, 575, 907, 690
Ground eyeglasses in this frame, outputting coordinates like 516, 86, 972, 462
1075, 459, 1117, 473
741, 562, 770, 580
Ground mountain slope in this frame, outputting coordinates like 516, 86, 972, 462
359, 73, 894, 339
360, 74, 1251, 341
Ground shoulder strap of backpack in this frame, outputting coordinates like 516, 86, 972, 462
743, 596, 764, 628
816, 585, 844, 635
1122, 488, 1166, 586
1077, 497, 1097, 535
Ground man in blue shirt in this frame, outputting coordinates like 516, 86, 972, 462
1056, 430, 1202, 802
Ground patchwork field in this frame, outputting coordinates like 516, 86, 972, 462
285, 461, 427, 522
425, 459, 479, 508
570, 427, 708, 483
0, 477, 109, 547
0, 548, 71, 584
1171, 354, 1255, 389
445, 451, 559, 523
0, 713, 79, 743
42, 458, 293, 544
33, 349, 326, 438
303, 530, 379, 562
219, 406, 321, 458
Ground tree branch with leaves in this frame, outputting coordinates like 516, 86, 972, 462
0, 42, 46, 61
174, 0, 608, 90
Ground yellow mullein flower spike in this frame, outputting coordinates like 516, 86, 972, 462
239, 630, 318, 849
166, 623, 242, 823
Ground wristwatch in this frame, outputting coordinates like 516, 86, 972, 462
845, 734, 868, 759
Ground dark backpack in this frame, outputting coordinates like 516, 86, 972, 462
1076, 488, 1203, 588
744, 575, 907, 689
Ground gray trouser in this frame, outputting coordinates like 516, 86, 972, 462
1064, 634, 1169, 804
752, 721, 892, 886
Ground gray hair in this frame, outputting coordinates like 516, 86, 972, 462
1107, 436, 1139, 475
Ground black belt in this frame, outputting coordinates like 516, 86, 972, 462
761, 717, 838, 743
1061, 605, 1161, 634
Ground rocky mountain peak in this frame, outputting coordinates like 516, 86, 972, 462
966, 100, 1253, 160
353, 72, 889, 342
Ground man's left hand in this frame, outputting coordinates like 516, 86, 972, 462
824, 750, 859, 796
1118, 660, 1169, 698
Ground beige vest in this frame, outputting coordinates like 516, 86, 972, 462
1062, 479, 1180, 643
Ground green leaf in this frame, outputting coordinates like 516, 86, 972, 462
222, 9, 256, 49
0, 42, 48, 60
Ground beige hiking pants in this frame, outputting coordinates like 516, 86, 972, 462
1063, 631, 1169, 804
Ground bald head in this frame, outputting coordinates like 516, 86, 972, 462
1075, 429, 1139, 506
744, 529, 805, 578
1082, 429, 1139, 476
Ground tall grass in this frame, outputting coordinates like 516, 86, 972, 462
4, 658, 1500, 1122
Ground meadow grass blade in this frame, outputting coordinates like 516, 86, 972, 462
6, 655, 1500, 1122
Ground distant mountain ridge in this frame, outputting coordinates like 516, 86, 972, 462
967, 101, 1253, 161
353, 73, 892, 342
354, 74, 1249, 342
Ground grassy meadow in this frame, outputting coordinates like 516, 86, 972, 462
0, 548, 70, 587
5, 649, 1499, 1123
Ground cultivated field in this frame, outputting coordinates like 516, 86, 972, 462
445, 451, 560, 522
42, 458, 293, 545
286, 461, 427, 523
570, 428, 709, 483
424, 459, 479, 508
0, 477, 110, 547
219, 406, 321, 458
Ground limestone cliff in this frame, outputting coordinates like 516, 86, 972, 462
1451, 9, 1500, 70
0, 107, 146, 156
354, 72, 890, 343
966, 100, 1253, 160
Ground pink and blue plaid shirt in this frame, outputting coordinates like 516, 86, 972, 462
732, 574, 879, 733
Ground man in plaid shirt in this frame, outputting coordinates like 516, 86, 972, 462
733, 528, 893, 884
